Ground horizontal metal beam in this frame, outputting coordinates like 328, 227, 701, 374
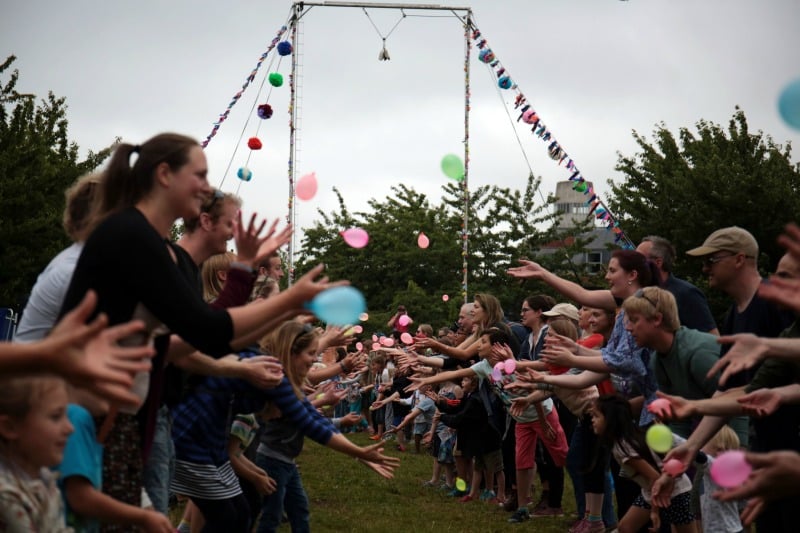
294, 1, 472, 12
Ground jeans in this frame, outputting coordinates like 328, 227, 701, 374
566, 418, 615, 526
142, 406, 175, 514
255, 454, 309, 533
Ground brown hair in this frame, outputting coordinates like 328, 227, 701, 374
546, 317, 579, 341
63, 172, 101, 242
473, 293, 504, 327
611, 249, 659, 288
90, 133, 199, 231
0, 375, 65, 440
183, 189, 241, 233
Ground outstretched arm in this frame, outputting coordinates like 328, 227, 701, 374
507, 260, 617, 310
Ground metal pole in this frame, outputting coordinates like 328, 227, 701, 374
461, 10, 471, 305
287, 5, 302, 286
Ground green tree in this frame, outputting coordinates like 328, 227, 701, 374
607, 108, 800, 320
296, 174, 596, 333
0, 56, 113, 308
608, 108, 800, 275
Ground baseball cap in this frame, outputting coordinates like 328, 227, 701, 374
685, 226, 758, 258
542, 303, 579, 323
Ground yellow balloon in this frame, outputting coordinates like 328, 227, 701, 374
455, 478, 467, 491
646, 424, 673, 453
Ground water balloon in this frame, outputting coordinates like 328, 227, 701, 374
442, 294, 449, 302
710, 450, 752, 488
398, 315, 411, 327
359, 313, 369, 322
296, 172, 318, 201
400, 332, 414, 345
417, 232, 430, 249
503, 358, 517, 374
341, 228, 369, 248
778, 77, 800, 131
647, 398, 672, 419
305, 286, 366, 325
662, 458, 685, 476
441, 154, 465, 181
356, 342, 364, 351
455, 478, 467, 492
645, 424, 673, 453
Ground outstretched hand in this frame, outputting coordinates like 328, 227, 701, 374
234, 212, 293, 268
507, 259, 549, 281
737, 388, 783, 418
710, 334, 769, 386
45, 290, 155, 407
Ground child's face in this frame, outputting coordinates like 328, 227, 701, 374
293, 340, 320, 379
370, 362, 383, 374
461, 376, 476, 392
589, 405, 606, 436
477, 334, 492, 359
12, 383, 73, 476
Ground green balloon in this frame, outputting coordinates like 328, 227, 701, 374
645, 424, 673, 453
455, 477, 467, 491
441, 154, 464, 181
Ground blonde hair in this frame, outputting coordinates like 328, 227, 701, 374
201, 252, 236, 302
621, 286, 680, 332
547, 317, 578, 341
260, 321, 319, 399
63, 172, 101, 242
708, 425, 740, 453
0, 375, 66, 447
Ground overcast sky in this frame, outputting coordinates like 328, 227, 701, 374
3, 0, 799, 252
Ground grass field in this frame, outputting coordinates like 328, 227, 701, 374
169, 432, 586, 532
294, 432, 580, 533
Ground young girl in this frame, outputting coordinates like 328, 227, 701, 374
0, 375, 74, 531
693, 426, 743, 533
255, 321, 399, 533
590, 395, 696, 533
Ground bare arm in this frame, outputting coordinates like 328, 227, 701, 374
64, 477, 173, 531
507, 260, 617, 310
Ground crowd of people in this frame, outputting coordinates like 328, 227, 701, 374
1, 131, 800, 533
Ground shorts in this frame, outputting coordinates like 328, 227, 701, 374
475, 449, 504, 475
436, 433, 455, 464
413, 421, 431, 436
633, 490, 695, 526
514, 409, 569, 470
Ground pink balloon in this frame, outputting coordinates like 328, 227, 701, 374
400, 332, 414, 345
504, 358, 517, 374
380, 336, 395, 347
494, 362, 505, 372
296, 172, 318, 201
372, 334, 378, 342
341, 228, 369, 248
371, 342, 381, 351
662, 458, 685, 476
355, 342, 364, 351
359, 313, 369, 321
353, 325, 363, 334
398, 315, 411, 327
647, 398, 672, 419
442, 294, 449, 302
417, 232, 430, 249
710, 450, 752, 488
491, 368, 503, 382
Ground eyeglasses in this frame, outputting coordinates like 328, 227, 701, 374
634, 289, 659, 309
292, 323, 314, 347
520, 307, 533, 314
702, 254, 736, 267
202, 188, 224, 213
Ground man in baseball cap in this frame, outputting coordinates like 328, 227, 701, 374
686, 227, 759, 293
686, 226, 758, 259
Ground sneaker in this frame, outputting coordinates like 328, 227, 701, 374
421, 480, 437, 487
507, 507, 531, 523
570, 519, 606, 533
479, 489, 496, 502
447, 487, 467, 497
532, 505, 564, 517
458, 494, 475, 503
369, 434, 382, 441
502, 491, 518, 512
532, 495, 549, 514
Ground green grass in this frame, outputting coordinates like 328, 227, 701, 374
168, 432, 583, 531
296, 432, 580, 533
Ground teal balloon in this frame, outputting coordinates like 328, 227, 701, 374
306, 286, 366, 325
441, 154, 465, 181
778, 78, 800, 131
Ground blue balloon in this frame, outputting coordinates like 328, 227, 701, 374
277, 41, 293, 56
778, 78, 800, 131
306, 286, 366, 325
